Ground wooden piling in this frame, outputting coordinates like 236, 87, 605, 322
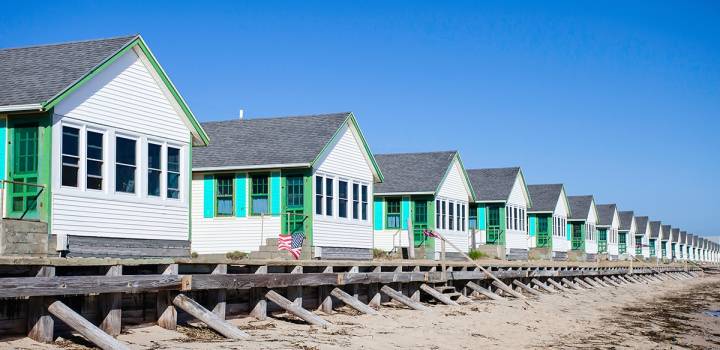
250, 266, 268, 321
530, 279, 556, 293
492, 280, 527, 299
419, 284, 459, 306
48, 300, 131, 350
546, 278, 571, 292
210, 264, 227, 319
100, 265, 122, 336
265, 290, 331, 328
380, 285, 429, 311
157, 264, 178, 330
330, 288, 378, 315
28, 266, 55, 343
172, 294, 248, 339
465, 281, 505, 301
512, 280, 542, 296
574, 277, 594, 289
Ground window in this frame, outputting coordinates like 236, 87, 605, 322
520, 208, 525, 232
361, 185, 368, 220
352, 183, 359, 219
215, 175, 234, 216
386, 198, 401, 229
61, 126, 80, 187
461, 204, 466, 231
456, 203, 461, 231
539, 217, 548, 233
325, 178, 333, 216
514, 207, 519, 231
115, 137, 136, 193
441, 201, 447, 229
506, 207, 510, 229
468, 204, 477, 230
448, 202, 454, 230
251, 175, 269, 215
315, 176, 324, 215
167, 147, 180, 199
338, 180, 348, 218
436, 200, 441, 228
147, 143, 161, 197
86, 131, 103, 190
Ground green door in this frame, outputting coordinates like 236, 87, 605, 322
571, 223, 584, 250
618, 232, 627, 254
486, 204, 504, 244
598, 229, 607, 253
284, 176, 305, 235
413, 200, 430, 248
8, 123, 40, 219
536, 216, 550, 248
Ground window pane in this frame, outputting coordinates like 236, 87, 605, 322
325, 178, 333, 216
352, 183, 359, 219
116, 137, 136, 165
147, 144, 161, 196
251, 175, 269, 215
62, 127, 79, 156
61, 164, 78, 187
167, 147, 181, 199
252, 197, 269, 214
87, 131, 103, 160
315, 176, 323, 215
167, 147, 180, 172
86, 131, 103, 190
148, 143, 161, 170
338, 181, 348, 218
115, 164, 135, 193
61, 127, 80, 187
148, 170, 161, 197
215, 175, 234, 216
361, 185, 368, 220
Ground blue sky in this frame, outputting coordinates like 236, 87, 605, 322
2, 1, 719, 237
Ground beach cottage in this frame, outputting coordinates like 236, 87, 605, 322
660, 224, 672, 260
191, 113, 383, 260
596, 204, 619, 260
567, 195, 599, 261
526, 184, 571, 260
671, 228, 680, 260
687, 234, 696, 261
679, 231, 688, 260
467, 167, 531, 260
0, 35, 209, 258
649, 221, 661, 259
634, 216, 651, 259
373, 151, 475, 259
618, 211, 636, 259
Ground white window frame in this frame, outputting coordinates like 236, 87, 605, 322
85, 127, 106, 192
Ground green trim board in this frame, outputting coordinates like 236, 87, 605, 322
235, 173, 247, 217
401, 197, 410, 229
373, 198, 383, 230
0, 118, 5, 189
203, 175, 214, 218
40, 36, 209, 146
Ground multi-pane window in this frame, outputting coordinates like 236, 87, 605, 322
338, 180, 348, 218
147, 143, 162, 197
461, 204, 466, 231
325, 178, 333, 216
61, 126, 80, 187
386, 199, 401, 229
448, 202, 454, 230
513, 207, 519, 231
361, 185, 368, 220
468, 205, 477, 230
441, 201, 447, 230
520, 208, 525, 232
286, 176, 303, 207
436, 200, 441, 228
167, 147, 180, 199
315, 176, 324, 215
456, 203, 461, 231
352, 183, 359, 219
115, 137, 136, 193
215, 175, 234, 216
86, 131, 103, 190
250, 175, 269, 215
539, 216, 548, 233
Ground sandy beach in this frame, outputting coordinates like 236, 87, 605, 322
3, 274, 719, 350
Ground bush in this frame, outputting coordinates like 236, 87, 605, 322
373, 248, 389, 260
468, 249, 488, 260
225, 251, 247, 260
190, 251, 199, 259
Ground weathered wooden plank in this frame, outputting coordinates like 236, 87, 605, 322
99, 265, 122, 336
330, 288, 378, 315
546, 278, 571, 292
172, 294, 248, 339
602, 277, 621, 287
157, 264, 178, 331
491, 280, 526, 299
48, 300, 131, 350
512, 280, 542, 296
210, 264, 227, 319
592, 277, 610, 287
574, 277, 594, 289
563, 278, 584, 290
465, 281, 505, 301
530, 279, 556, 293
27, 266, 55, 343
381, 285, 429, 311
419, 284, 459, 306
0, 274, 182, 298
265, 290, 331, 328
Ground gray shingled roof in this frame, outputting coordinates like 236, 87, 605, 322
193, 113, 349, 169
596, 204, 616, 226
374, 151, 457, 194
467, 167, 520, 202
650, 221, 661, 239
527, 184, 563, 213
680, 231, 687, 244
671, 228, 680, 241
568, 195, 593, 220
618, 211, 634, 231
661, 224, 671, 240
0, 35, 137, 106
635, 216, 649, 234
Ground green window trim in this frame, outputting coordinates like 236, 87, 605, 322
386, 198, 401, 229
250, 174, 270, 216
215, 174, 234, 217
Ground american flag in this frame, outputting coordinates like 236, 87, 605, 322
278, 232, 305, 259
423, 229, 441, 239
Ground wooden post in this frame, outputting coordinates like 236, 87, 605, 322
407, 217, 416, 259
48, 300, 131, 350
288, 266, 303, 307
157, 264, 178, 330
100, 265, 122, 336
583, 277, 602, 288
380, 285, 429, 311
546, 278, 571, 292
530, 279, 556, 294
441, 240, 447, 281
603, 277, 621, 287
592, 277, 611, 287
318, 266, 334, 314
419, 284, 459, 306
573, 277, 593, 289
330, 288, 378, 315
28, 266, 55, 343
491, 280, 526, 299
209, 264, 227, 319
512, 280, 542, 296
561, 278, 583, 290
265, 290, 331, 328
368, 266, 382, 309
172, 294, 248, 339
250, 266, 267, 321
465, 281, 505, 301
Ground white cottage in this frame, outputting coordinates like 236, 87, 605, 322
671, 228, 681, 260
372, 151, 475, 259
596, 204, 620, 260
567, 195, 598, 260
649, 221, 661, 260
660, 224, 672, 260
635, 216, 651, 259
0, 35, 209, 257
618, 211, 636, 259
467, 167, 532, 260
526, 184, 571, 260
191, 113, 383, 260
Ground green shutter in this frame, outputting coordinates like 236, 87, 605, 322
478, 204, 486, 230
401, 197, 410, 230
0, 119, 5, 189
270, 171, 281, 216
235, 173, 247, 217
567, 223, 572, 240
203, 175, 214, 218
374, 198, 383, 230
529, 216, 536, 237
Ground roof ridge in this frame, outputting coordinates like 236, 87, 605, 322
201, 112, 350, 125
0, 34, 138, 52
375, 150, 457, 157
467, 166, 520, 171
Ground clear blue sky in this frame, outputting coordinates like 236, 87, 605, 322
2, 1, 719, 237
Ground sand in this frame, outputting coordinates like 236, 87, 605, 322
3, 275, 720, 350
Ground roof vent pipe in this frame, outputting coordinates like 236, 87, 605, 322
239, 109, 244, 120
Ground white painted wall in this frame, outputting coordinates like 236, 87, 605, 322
434, 159, 472, 256
505, 174, 529, 253
607, 209, 620, 257
313, 123, 375, 249
585, 201, 598, 254
51, 47, 191, 241
551, 190, 570, 252
625, 217, 637, 257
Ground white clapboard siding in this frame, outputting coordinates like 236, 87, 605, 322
52, 194, 188, 240
374, 229, 409, 252
587, 201, 597, 225
190, 175, 281, 254
585, 240, 598, 254
507, 174, 529, 207
436, 160, 471, 202
553, 190, 570, 252
54, 48, 190, 143
313, 123, 374, 249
